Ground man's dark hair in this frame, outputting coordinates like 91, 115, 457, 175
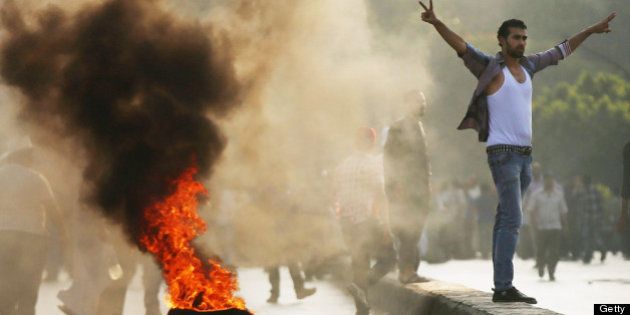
497, 19, 527, 39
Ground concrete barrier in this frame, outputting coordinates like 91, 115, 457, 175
368, 275, 562, 315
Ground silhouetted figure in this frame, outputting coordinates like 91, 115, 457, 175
578, 175, 605, 264
261, 185, 316, 304
335, 128, 395, 315
520, 162, 543, 260
384, 90, 431, 284
528, 174, 567, 281
0, 142, 65, 315
565, 176, 583, 260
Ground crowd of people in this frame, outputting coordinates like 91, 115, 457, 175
424, 168, 630, 271
0, 138, 164, 315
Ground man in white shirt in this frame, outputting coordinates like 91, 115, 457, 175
419, 0, 615, 303
528, 174, 568, 281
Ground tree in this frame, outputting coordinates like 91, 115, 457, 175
533, 72, 630, 189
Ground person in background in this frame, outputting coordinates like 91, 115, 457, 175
262, 185, 316, 304
334, 127, 396, 315
528, 174, 567, 281
0, 140, 66, 315
384, 90, 432, 284
579, 175, 605, 264
58, 214, 120, 315
519, 162, 543, 260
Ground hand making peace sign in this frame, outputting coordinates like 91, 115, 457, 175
418, 0, 439, 25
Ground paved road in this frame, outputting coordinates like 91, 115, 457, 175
36, 267, 362, 315
36, 254, 629, 315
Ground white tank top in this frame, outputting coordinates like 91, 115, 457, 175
486, 66, 533, 147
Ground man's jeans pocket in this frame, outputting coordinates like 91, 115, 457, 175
487, 152, 511, 167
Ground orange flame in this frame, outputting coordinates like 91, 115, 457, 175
139, 166, 247, 312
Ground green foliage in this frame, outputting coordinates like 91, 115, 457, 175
533, 72, 630, 190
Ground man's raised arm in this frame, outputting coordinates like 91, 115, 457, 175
419, 0, 467, 56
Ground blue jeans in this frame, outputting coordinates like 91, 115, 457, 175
487, 151, 532, 291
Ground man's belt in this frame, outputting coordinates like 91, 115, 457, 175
486, 144, 532, 156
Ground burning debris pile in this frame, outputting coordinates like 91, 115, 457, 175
0, 0, 248, 312
140, 167, 245, 311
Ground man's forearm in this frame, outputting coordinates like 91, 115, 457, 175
567, 27, 595, 53
433, 20, 467, 55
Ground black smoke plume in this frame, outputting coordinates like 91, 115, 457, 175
0, 0, 240, 244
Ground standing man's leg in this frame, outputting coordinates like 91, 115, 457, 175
489, 152, 536, 303
490, 153, 526, 290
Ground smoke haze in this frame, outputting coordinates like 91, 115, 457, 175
0, 0, 240, 243
3, 0, 623, 269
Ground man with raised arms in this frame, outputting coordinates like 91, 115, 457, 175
418, 0, 616, 303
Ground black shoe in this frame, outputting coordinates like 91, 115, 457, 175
549, 274, 556, 281
296, 287, 317, 299
538, 267, 544, 278
492, 287, 537, 304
